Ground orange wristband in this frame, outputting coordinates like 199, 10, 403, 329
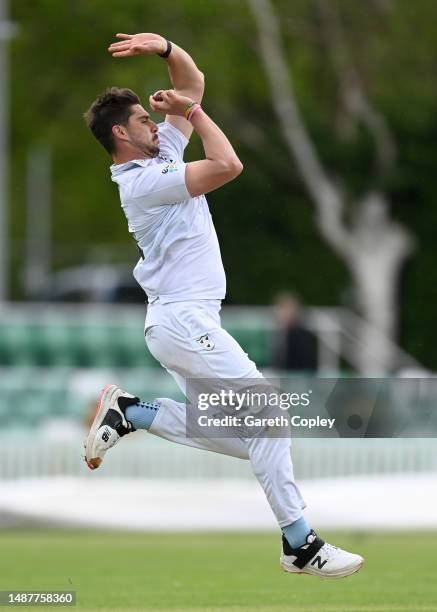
184, 101, 196, 120
187, 104, 202, 122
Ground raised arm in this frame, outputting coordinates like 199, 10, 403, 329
149, 90, 243, 198
108, 32, 204, 139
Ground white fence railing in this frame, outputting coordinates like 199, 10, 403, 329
0, 436, 436, 481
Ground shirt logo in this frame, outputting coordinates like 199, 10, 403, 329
160, 156, 178, 174
161, 162, 178, 174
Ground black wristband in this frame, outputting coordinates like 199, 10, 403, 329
158, 40, 172, 59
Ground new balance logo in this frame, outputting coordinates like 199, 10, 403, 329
311, 555, 327, 569
101, 427, 111, 443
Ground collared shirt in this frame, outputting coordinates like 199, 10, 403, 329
111, 122, 226, 305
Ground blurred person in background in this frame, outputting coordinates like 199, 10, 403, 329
272, 292, 317, 372
82, 31, 363, 579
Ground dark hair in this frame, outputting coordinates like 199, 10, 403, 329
84, 87, 141, 154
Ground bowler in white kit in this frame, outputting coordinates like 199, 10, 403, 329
84, 31, 364, 578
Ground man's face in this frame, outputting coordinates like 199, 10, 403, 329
123, 104, 160, 158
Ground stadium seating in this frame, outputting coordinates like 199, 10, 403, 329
0, 308, 272, 369
0, 306, 274, 430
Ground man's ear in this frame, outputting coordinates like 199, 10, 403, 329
112, 124, 128, 141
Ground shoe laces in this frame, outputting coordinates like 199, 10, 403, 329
320, 542, 341, 559
306, 532, 340, 559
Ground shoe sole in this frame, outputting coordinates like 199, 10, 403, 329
281, 557, 364, 579
84, 384, 119, 470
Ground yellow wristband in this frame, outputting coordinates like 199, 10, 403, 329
184, 101, 196, 120
187, 104, 202, 122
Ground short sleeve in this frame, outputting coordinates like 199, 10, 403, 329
157, 121, 189, 161
129, 161, 190, 207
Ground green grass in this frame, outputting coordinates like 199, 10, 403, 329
0, 530, 436, 611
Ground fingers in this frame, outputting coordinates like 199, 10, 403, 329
109, 44, 149, 57
109, 33, 164, 56
151, 91, 169, 106
108, 41, 156, 56
149, 91, 173, 112
149, 95, 158, 111
108, 41, 130, 55
149, 90, 178, 115
108, 34, 134, 53
111, 50, 134, 57
153, 90, 175, 100
160, 90, 175, 102
108, 41, 131, 50
108, 45, 130, 54
149, 94, 166, 113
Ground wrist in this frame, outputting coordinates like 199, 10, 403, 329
158, 39, 172, 58
184, 102, 202, 122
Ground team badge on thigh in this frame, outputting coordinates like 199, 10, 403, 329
197, 333, 215, 351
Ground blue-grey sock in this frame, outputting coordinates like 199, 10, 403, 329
282, 516, 311, 549
125, 401, 160, 431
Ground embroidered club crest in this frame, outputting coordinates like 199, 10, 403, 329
197, 334, 215, 351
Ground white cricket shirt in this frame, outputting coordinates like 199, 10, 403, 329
111, 122, 226, 306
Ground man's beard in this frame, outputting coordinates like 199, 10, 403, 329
146, 143, 160, 158
129, 135, 159, 158
137, 141, 159, 158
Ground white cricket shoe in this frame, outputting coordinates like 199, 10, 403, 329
280, 530, 364, 578
84, 384, 139, 470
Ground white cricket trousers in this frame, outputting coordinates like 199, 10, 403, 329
144, 299, 305, 528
